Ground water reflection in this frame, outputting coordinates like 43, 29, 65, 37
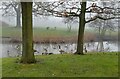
1, 41, 118, 58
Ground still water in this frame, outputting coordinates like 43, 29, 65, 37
1, 41, 118, 58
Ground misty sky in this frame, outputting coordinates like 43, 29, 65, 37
1, 14, 80, 29
0, 0, 97, 29
0, 0, 118, 29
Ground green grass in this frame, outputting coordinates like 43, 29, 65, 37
0, 58, 1, 78
2, 53, 118, 77
1, 27, 22, 38
1, 26, 118, 40
0, 26, 2, 36
33, 27, 77, 37
1, 26, 77, 38
89, 28, 118, 36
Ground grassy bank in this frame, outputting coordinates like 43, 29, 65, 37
2, 52, 118, 77
1, 26, 118, 38
1, 26, 77, 38
1, 26, 118, 43
1, 27, 78, 43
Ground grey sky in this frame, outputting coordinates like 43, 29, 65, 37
0, 0, 118, 29
0, 1, 94, 28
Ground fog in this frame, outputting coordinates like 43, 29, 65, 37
0, 0, 118, 30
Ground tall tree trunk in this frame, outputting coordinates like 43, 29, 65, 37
16, 4, 21, 27
67, 23, 72, 32
16, 12, 21, 27
75, 1, 86, 55
96, 26, 101, 51
20, 2, 36, 64
99, 27, 106, 52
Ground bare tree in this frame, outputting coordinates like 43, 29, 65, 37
1, 0, 21, 27
33, 0, 117, 55
89, 1, 119, 52
63, 16, 78, 32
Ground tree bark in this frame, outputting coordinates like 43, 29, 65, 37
67, 23, 72, 32
16, 8, 21, 27
20, 2, 36, 64
75, 1, 86, 55
14, 3, 21, 28
99, 27, 106, 52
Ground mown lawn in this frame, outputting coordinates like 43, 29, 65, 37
2, 52, 118, 77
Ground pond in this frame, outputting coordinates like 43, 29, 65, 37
1, 41, 118, 58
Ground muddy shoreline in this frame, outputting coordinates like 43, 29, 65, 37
1, 35, 118, 44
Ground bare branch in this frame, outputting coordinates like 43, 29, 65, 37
86, 15, 115, 23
